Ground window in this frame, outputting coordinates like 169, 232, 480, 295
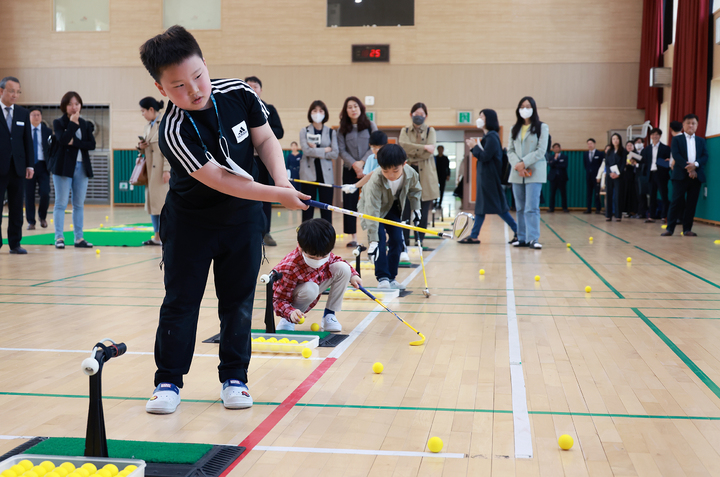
164, 0, 222, 30
54, 0, 109, 32
327, 0, 414, 27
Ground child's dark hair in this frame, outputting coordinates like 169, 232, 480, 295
669, 121, 683, 133
297, 219, 336, 257
140, 25, 203, 83
369, 130, 388, 147
377, 144, 407, 169
139, 97, 165, 111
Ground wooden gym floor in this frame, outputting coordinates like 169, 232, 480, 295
2, 202, 720, 476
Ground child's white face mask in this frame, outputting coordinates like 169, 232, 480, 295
302, 253, 330, 269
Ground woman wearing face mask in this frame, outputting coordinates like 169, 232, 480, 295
459, 109, 518, 244
604, 133, 627, 221
620, 140, 638, 217
137, 96, 170, 245
398, 103, 438, 244
299, 100, 338, 224
507, 96, 549, 249
337, 96, 377, 247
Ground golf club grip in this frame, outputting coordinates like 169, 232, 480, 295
291, 179, 337, 189
358, 285, 376, 300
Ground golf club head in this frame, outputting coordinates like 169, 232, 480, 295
423, 288, 430, 298
452, 212, 475, 241
409, 333, 426, 346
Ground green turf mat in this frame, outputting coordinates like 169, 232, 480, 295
3, 224, 156, 247
25, 438, 212, 464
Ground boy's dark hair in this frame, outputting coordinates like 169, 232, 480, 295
650, 128, 662, 136
297, 219, 336, 257
683, 113, 699, 122
369, 130, 388, 146
377, 144, 407, 169
587, 138, 596, 144
669, 121, 683, 133
244, 76, 262, 88
140, 25, 203, 83
60, 91, 83, 114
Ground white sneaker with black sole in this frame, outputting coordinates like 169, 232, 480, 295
389, 280, 406, 290
322, 313, 342, 332
276, 317, 295, 331
399, 251, 410, 263
377, 279, 391, 289
529, 241, 543, 249
221, 379, 253, 409
146, 383, 181, 414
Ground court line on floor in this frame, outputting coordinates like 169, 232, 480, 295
252, 445, 466, 459
0, 347, 324, 360
632, 308, 720, 401
30, 258, 159, 287
634, 246, 720, 290
572, 216, 631, 243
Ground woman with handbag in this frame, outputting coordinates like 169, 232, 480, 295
52, 91, 95, 249
137, 97, 170, 245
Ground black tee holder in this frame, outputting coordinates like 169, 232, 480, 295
83, 341, 127, 457
263, 270, 283, 333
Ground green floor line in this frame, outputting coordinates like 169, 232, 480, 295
542, 219, 625, 299
632, 308, 720, 401
2, 391, 719, 421
572, 216, 631, 243
635, 246, 720, 290
31, 258, 159, 287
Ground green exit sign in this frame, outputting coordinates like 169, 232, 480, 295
366, 111, 376, 123
457, 111, 472, 125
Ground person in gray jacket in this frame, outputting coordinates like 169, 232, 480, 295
299, 100, 339, 224
337, 96, 377, 247
507, 96, 549, 250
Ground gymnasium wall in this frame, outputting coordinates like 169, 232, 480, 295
1, 0, 645, 152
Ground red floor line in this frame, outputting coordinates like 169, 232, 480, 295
219, 357, 337, 476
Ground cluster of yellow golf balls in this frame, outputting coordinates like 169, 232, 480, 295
1, 461, 138, 477
251, 336, 310, 353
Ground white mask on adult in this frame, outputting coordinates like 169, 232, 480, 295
302, 252, 330, 269
519, 108, 533, 119
476, 118, 485, 129
311, 112, 325, 124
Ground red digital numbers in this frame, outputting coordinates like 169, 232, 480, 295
369, 49, 381, 58
352, 45, 389, 62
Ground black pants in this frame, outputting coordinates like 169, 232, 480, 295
666, 177, 702, 234
649, 168, 670, 219
300, 182, 333, 224
437, 176, 447, 206
25, 161, 50, 225
619, 169, 636, 215
0, 162, 24, 250
342, 167, 360, 234
402, 199, 432, 244
154, 204, 263, 387
585, 175, 602, 212
605, 177, 621, 219
255, 157, 274, 236
636, 175, 650, 218
549, 178, 567, 212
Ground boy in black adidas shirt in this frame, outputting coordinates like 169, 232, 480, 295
140, 26, 308, 414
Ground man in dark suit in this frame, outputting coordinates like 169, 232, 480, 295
583, 138, 604, 214
25, 108, 52, 230
245, 76, 284, 247
662, 114, 709, 237
434, 145, 450, 208
547, 143, 569, 212
0, 76, 35, 254
635, 128, 670, 223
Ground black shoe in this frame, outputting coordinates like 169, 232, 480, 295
513, 241, 528, 247
508, 234, 518, 245
346, 241, 358, 248
684, 231, 697, 237
595, 211, 603, 214
74, 239, 93, 248
583, 210, 591, 214
528, 241, 543, 249
27, 223, 36, 230
563, 209, 570, 213
55, 239, 65, 249
661, 231, 673, 236
606, 217, 612, 221
548, 209, 555, 213
644, 219, 655, 223
143, 239, 161, 246
9, 247, 27, 254
263, 233, 277, 247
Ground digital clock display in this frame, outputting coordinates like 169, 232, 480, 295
352, 45, 390, 63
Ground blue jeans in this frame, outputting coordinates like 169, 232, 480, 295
53, 161, 89, 242
470, 211, 518, 239
151, 214, 160, 234
512, 182, 542, 243
374, 210, 404, 282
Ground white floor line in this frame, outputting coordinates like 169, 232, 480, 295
504, 226, 533, 459
327, 240, 446, 360
0, 435, 36, 440
253, 445, 465, 459
0, 348, 324, 361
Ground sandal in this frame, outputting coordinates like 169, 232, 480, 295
458, 237, 480, 244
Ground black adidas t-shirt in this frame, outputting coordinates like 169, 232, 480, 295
158, 78, 269, 226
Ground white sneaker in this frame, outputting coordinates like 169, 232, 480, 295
377, 279, 392, 289
322, 313, 342, 332
221, 379, 253, 409
146, 383, 181, 414
399, 251, 410, 263
276, 317, 295, 331
529, 241, 543, 249
389, 280, 406, 290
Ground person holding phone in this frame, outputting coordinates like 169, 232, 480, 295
138, 97, 170, 245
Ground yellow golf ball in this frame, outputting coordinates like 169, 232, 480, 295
55, 468, 68, 477
99, 224, 103, 228
75, 468, 89, 477
589, 237, 593, 241
715, 240, 720, 244
256, 336, 265, 342
102, 464, 118, 476
19, 462, 34, 472
478, 269, 485, 275
290, 340, 298, 344
95, 471, 110, 477
566, 243, 571, 248
60, 464, 75, 473
585, 286, 591, 293
121, 467, 136, 475
534, 275, 540, 282
45, 473, 60, 477
427, 436, 444, 453
105, 216, 109, 220
2, 470, 18, 477
33, 467, 47, 477
310, 323, 320, 332
372, 362, 383, 374
40, 463, 55, 473
24, 472, 39, 477
277, 211, 281, 217
627, 257, 632, 263
267, 337, 277, 343
279, 338, 290, 343
10, 466, 25, 476
298, 316, 305, 324
558, 434, 574, 450
661, 224, 667, 229
301, 347, 312, 358
96, 249, 100, 254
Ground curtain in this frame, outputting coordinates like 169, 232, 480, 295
669, 0, 711, 135
637, 0, 664, 128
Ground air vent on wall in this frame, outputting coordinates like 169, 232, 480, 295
649, 67, 672, 87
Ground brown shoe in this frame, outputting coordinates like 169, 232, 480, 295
683, 231, 697, 237
40, 219, 48, 228
26, 223, 36, 230
644, 219, 655, 223
661, 231, 673, 236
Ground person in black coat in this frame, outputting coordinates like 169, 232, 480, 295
434, 145, 450, 208
605, 133, 626, 221
51, 91, 95, 249
459, 109, 518, 244
25, 108, 53, 230
583, 138, 604, 214
0, 76, 34, 254
619, 140, 637, 217
245, 76, 284, 247
635, 128, 671, 223
547, 142, 568, 212
662, 114, 709, 236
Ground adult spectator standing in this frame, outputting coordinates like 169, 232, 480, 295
286, 141, 302, 184
337, 96, 377, 247
0, 76, 34, 254
245, 76, 284, 247
398, 102, 438, 244
667, 120, 684, 224
637, 128, 670, 223
137, 97, 169, 245
620, 140, 637, 217
547, 142, 568, 212
25, 108, 52, 230
434, 145, 450, 208
661, 114, 709, 237
604, 133, 626, 222
583, 138, 604, 214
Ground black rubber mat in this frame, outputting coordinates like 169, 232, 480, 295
318, 334, 349, 347
398, 290, 414, 298
0, 437, 47, 462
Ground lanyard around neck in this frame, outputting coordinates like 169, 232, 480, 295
185, 94, 230, 164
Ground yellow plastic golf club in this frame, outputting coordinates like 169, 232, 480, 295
290, 178, 343, 189
418, 240, 430, 298
358, 286, 426, 346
